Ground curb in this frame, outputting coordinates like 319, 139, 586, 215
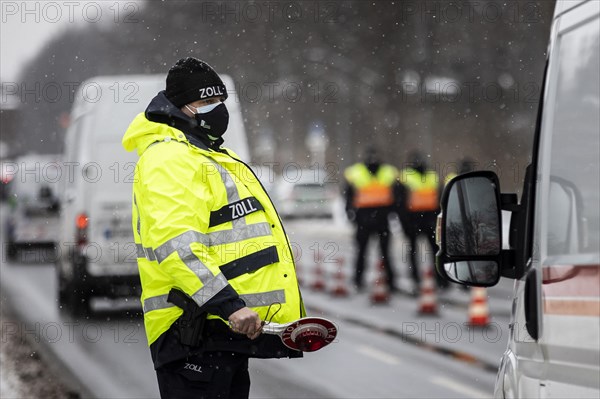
0, 285, 94, 399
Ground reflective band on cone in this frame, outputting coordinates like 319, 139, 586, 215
418, 269, 438, 315
370, 260, 390, 304
330, 257, 349, 297
468, 287, 490, 326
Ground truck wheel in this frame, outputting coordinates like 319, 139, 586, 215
57, 268, 72, 309
68, 289, 92, 319
57, 258, 92, 319
59, 281, 91, 319
6, 242, 18, 261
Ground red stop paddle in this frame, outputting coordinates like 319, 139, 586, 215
262, 317, 338, 352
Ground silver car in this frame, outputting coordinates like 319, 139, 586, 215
273, 169, 339, 219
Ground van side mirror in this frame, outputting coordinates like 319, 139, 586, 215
436, 171, 502, 287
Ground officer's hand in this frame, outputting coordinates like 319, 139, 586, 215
228, 307, 262, 340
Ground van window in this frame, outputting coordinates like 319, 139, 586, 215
546, 18, 600, 260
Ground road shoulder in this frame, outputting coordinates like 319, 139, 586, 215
0, 295, 80, 398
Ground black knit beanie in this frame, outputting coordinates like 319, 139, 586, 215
165, 57, 228, 107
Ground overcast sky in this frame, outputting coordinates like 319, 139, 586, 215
1, 1, 145, 82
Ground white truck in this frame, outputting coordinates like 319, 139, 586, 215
436, 1, 599, 397
58, 74, 248, 317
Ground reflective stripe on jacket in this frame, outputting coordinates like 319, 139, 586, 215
399, 168, 440, 212
344, 163, 398, 208
123, 113, 305, 346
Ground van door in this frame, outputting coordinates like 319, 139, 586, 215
534, 1, 600, 397
59, 113, 85, 268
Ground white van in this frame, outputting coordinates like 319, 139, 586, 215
4, 153, 62, 260
58, 74, 248, 316
436, 1, 599, 397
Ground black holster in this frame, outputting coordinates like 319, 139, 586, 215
167, 288, 207, 347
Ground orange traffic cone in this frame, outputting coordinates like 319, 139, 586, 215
417, 269, 438, 315
468, 287, 490, 326
311, 254, 326, 292
370, 260, 390, 304
330, 257, 349, 297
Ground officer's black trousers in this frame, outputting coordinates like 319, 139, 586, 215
156, 351, 250, 399
402, 213, 448, 289
354, 225, 396, 290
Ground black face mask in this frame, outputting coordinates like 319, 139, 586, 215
193, 103, 229, 139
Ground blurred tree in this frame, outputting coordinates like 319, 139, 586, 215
16, 0, 555, 191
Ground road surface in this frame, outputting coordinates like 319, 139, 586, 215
0, 217, 512, 398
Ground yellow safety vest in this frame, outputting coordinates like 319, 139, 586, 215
399, 168, 440, 212
122, 113, 305, 346
444, 172, 458, 186
344, 163, 397, 208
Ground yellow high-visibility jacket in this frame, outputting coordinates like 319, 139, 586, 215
344, 163, 398, 208
122, 113, 305, 346
444, 172, 458, 186
399, 168, 440, 212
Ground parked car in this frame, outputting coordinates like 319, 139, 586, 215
58, 74, 249, 317
436, 1, 600, 397
273, 169, 339, 219
4, 154, 61, 261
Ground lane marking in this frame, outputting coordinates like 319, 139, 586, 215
306, 304, 500, 373
356, 345, 401, 366
430, 376, 491, 398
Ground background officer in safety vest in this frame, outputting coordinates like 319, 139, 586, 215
444, 157, 477, 185
398, 150, 448, 294
344, 147, 400, 293
122, 57, 305, 399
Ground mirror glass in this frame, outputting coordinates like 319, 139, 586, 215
444, 261, 499, 286
445, 177, 501, 256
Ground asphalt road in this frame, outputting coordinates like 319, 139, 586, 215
0, 217, 510, 398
